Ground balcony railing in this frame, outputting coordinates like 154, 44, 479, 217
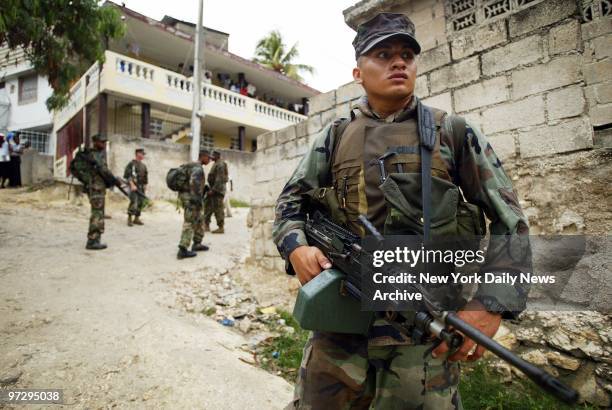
55, 50, 307, 132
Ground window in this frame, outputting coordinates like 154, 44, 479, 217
18, 75, 37, 104
150, 118, 163, 138
200, 133, 214, 151
17, 130, 50, 154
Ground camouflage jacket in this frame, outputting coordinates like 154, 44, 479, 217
123, 159, 148, 187
208, 159, 228, 195
273, 96, 530, 316
89, 148, 111, 191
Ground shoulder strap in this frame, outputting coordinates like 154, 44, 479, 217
329, 109, 355, 169
417, 100, 436, 241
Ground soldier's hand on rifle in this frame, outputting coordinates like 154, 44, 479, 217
432, 299, 501, 362
129, 181, 137, 191
289, 246, 332, 285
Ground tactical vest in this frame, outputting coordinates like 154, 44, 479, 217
311, 101, 486, 240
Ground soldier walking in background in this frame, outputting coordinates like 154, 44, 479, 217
124, 148, 148, 226
176, 150, 211, 259
84, 134, 112, 250
203, 150, 228, 234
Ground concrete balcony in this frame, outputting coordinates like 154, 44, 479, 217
55, 50, 307, 133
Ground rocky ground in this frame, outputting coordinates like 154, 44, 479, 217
0, 183, 296, 409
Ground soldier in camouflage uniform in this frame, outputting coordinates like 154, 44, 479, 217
203, 150, 229, 234
177, 150, 211, 259
272, 13, 529, 409
124, 148, 148, 226
85, 134, 113, 250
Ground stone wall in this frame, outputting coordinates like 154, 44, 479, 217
107, 134, 254, 202
19, 150, 54, 185
249, 0, 612, 406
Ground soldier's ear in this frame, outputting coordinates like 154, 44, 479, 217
353, 67, 362, 84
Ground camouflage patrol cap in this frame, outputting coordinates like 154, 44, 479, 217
135, 148, 145, 155
199, 149, 210, 156
92, 134, 108, 142
353, 13, 421, 59
212, 150, 221, 156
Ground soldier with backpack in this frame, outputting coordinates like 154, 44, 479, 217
272, 13, 530, 409
166, 150, 211, 259
69, 134, 116, 250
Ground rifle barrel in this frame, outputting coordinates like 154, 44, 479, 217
445, 312, 578, 404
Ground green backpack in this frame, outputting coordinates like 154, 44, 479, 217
166, 165, 190, 192
69, 149, 95, 186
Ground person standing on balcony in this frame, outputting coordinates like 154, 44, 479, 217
177, 150, 211, 259
203, 150, 228, 234
124, 148, 148, 226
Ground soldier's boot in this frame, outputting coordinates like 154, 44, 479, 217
203, 223, 210, 232
212, 226, 224, 234
133, 216, 144, 225
86, 238, 108, 250
127, 215, 133, 227
177, 246, 197, 259
192, 243, 210, 252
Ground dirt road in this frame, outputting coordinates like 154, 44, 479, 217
0, 185, 293, 408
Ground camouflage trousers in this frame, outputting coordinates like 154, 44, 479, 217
179, 193, 204, 248
289, 332, 462, 410
87, 187, 106, 241
204, 193, 224, 228
127, 189, 145, 216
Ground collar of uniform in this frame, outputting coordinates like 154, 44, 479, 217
356, 95, 417, 123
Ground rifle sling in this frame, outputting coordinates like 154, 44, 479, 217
417, 100, 435, 241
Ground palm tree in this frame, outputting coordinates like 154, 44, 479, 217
253, 30, 314, 82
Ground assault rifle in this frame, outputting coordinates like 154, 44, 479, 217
303, 210, 579, 405
86, 154, 148, 201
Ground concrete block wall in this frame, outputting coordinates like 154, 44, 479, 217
108, 134, 254, 202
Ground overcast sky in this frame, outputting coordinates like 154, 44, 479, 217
121, 0, 358, 92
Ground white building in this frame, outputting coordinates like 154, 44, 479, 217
53, 1, 320, 179
0, 45, 54, 154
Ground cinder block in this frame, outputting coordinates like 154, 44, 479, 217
481, 95, 545, 134
451, 20, 507, 60
581, 18, 612, 41
415, 75, 430, 98
422, 92, 452, 114
589, 103, 612, 127
306, 114, 323, 135
309, 90, 336, 114
454, 76, 510, 113
549, 20, 581, 55
430, 56, 480, 93
295, 120, 308, 138
547, 86, 585, 120
482, 35, 543, 76
591, 34, 612, 61
512, 56, 581, 99
276, 126, 297, 144
583, 59, 612, 85
509, 0, 576, 38
336, 82, 364, 104
518, 118, 593, 158
487, 132, 517, 161
416, 16, 446, 52
592, 83, 612, 104
418, 44, 452, 74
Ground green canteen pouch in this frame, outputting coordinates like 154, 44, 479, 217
293, 269, 375, 335
380, 173, 459, 236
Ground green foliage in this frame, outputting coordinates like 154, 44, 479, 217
257, 309, 310, 381
0, 0, 125, 110
229, 198, 250, 208
460, 361, 594, 410
253, 30, 314, 82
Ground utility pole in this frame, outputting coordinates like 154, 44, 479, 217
190, 0, 204, 161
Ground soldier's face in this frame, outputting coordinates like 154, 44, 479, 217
93, 140, 106, 150
353, 39, 417, 101
200, 154, 210, 165
136, 152, 145, 161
